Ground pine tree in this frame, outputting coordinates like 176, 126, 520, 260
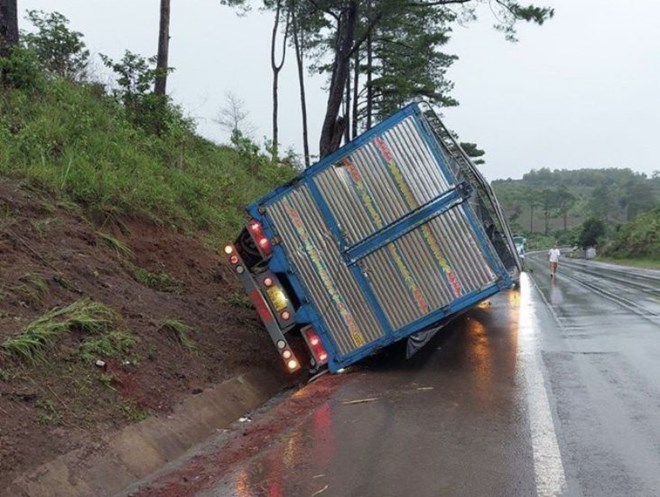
0, 0, 18, 59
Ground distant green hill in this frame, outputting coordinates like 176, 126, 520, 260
491, 167, 659, 257
492, 168, 659, 235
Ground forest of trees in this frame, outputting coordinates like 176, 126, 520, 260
2, 3, 657, 259
1, 0, 553, 164
493, 168, 660, 257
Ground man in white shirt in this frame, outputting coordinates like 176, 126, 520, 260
548, 243, 561, 277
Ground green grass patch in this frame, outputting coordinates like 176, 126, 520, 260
225, 292, 253, 309
160, 319, 195, 350
98, 232, 134, 258
119, 400, 148, 422
1, 298, 118, 363
79, 330, 137, 363
31, 216, 61, 238
98, 373, 114, 387
595, 257, 660, 270
0, 77, 297, 240
16, 272, 49, 304
35, 399, 63, 426
132, 267, 183, 293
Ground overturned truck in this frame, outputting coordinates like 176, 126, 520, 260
223, 102, 521, 374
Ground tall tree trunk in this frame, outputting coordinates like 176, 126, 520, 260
0, 0, 18, 60
343, 60, 351, 144
319, 1, 357, 158
352, 48, 359, 138
154, 0, 171, 96
270, 0, 289, 161
366, 26, 373, 130
291, 5, 310, 167
529, 204, 535, 232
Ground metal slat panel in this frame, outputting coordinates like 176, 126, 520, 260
363, 249, 420, 329
268, 198, 354, 355
383, 119, 452, 202
450, 208, 495, 286
447, 207, 495, 286
315, 115, 455, 245
267, 185, 383, 356
362, 206, 497, 329
353, 145, 409, 225
433, 214, 479, 292
399, 230, 453, 309
316, 167, 374, 245
270, 195, 356, 354
397, 235, 444, 312
365, 244, 430, 327
430, 209, 496, 292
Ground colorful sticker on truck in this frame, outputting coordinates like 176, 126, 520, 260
343, 158, 429, 314
283, 199, 366, 349
374, 136, 463, 299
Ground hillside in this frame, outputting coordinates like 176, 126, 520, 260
0, 180, 297, 488
0, 54, 298, 487
492, 168, 660, 253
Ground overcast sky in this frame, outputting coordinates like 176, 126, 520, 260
20, 0, 660, 181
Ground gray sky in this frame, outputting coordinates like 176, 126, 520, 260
20, 0, 660, 181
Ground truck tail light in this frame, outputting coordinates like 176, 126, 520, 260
302, 326, 329, 366
224, 244, 242, 272
247, 220, 272, 257
282, 348, 300, 372
281, 310, 291, 321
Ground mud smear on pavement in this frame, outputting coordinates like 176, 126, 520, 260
129, 374, 347, 497
0, 181, 288, 489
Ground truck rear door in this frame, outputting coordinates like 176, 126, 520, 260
252, 104, 510, 369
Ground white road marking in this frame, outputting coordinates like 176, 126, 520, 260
518, 273, 567, 497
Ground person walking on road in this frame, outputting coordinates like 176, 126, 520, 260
548, 243, 561, 278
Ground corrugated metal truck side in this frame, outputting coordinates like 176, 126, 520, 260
223, 102, 521, 374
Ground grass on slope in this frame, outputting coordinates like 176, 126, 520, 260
0, 77, 296, 242
595, 257, 660, 270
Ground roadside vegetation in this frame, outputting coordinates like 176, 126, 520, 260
0, 12, 295, 485
1, 298, 127, 363
493, 169, 659, 264
0, 12, 296, 245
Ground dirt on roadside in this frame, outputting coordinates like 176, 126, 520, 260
0, 180, 289, 489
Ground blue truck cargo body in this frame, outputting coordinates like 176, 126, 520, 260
224, 102, 521, 373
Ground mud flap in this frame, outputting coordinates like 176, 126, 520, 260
406, 324, 444, 359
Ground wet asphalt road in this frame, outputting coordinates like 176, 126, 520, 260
136, 256, 660, 497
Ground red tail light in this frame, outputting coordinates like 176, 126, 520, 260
247, 219, 272, 257
302, 326, 329, 366
224, 245, 240, 266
